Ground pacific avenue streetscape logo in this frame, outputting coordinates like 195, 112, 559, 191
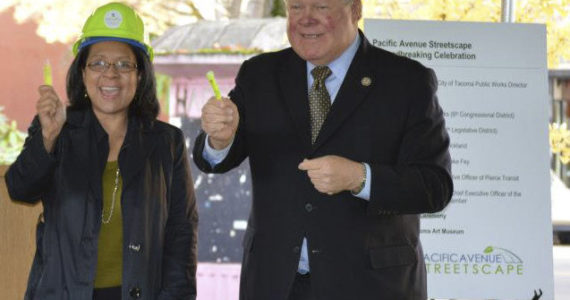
424, 246, 524, 275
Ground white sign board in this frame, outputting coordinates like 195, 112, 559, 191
364, 19, 554, 299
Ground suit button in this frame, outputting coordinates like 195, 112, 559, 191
311, 249, 321, 255
293, 246, 300, 254
129, 287, 141, 298
305, 203, 313, 212
128, 243, 141, 252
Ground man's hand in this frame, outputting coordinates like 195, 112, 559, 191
37, 85, 66, 153
298, 155, 365, 195
200, 96, 239, 149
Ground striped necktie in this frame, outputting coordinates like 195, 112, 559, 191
309, 66, 332, 144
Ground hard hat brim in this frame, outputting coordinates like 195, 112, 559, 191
74, 36, 153, 61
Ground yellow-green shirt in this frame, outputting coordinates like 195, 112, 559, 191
94, 161, 123, 288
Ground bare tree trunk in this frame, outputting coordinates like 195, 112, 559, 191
225, 0, 243, 18
239, 0, 274, 18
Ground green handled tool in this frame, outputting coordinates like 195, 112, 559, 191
206, 71, 222, 100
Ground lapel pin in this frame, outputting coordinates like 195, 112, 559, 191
361, 77, 372, 87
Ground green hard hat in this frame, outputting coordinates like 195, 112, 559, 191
72, 2, 154, 61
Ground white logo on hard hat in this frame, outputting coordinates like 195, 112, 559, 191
104, 10, 123, 28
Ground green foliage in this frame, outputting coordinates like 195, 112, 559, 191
363, 0, 570, 68
155, 73, 172, 117
0, 107, 26, 165
271, 0, 286, 17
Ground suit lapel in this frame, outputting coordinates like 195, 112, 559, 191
119, 120, 157, 190
69, 110, 108, 207
312, 34, 375, 151
68, 111, 157, 210
278, 50, 312, 147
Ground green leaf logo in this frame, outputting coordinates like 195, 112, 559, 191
484, 246, 494, 254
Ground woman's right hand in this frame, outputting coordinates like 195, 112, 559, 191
37, 85, 66, 153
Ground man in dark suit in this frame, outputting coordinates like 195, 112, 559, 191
193, 0, 453, 299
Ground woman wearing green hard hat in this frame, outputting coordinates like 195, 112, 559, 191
5, 3, 198, 300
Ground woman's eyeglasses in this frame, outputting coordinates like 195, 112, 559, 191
87, 60, 138, 73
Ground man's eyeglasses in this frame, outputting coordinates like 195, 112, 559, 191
87, 60, 138, 73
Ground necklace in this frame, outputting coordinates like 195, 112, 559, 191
102, 167, 120, 224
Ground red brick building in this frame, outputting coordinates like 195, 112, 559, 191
0, 8, 70, 131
